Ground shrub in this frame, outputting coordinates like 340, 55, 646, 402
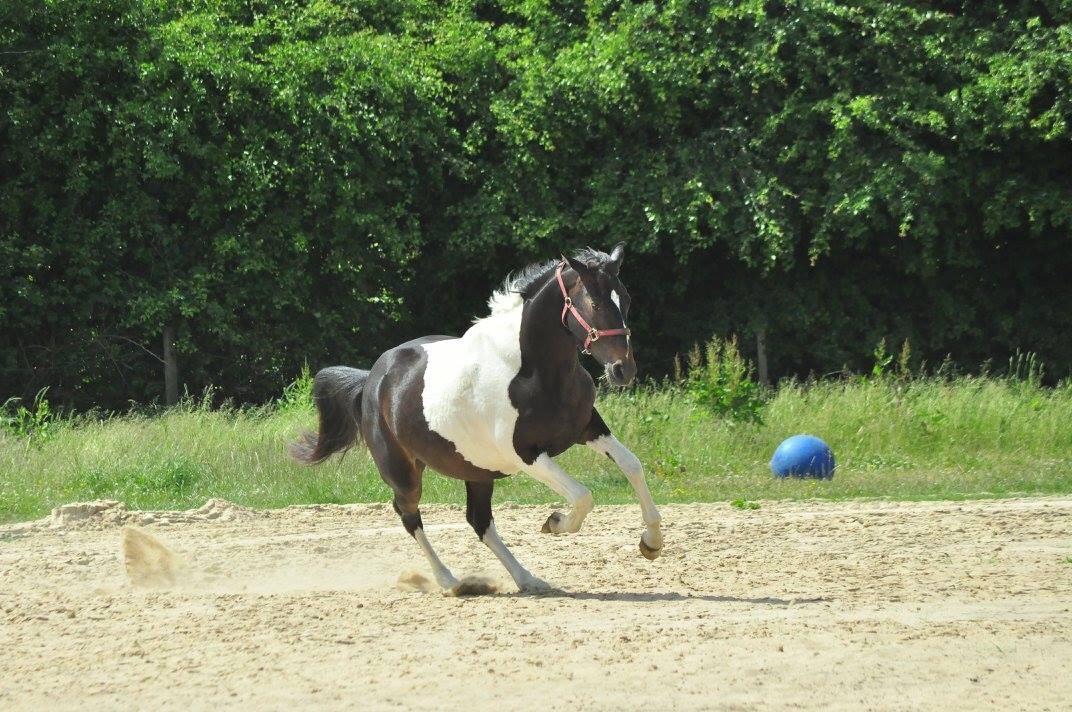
684, 336, 764, 424
4, 1, 1071, 409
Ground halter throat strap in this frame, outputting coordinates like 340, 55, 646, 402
555, 262, 631, 354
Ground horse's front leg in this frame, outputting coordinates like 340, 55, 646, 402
584, 410, 663, 559
522, 453, 594, 534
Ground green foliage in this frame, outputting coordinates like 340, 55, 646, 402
685, 336, 764, 424
730, 499, 760, 510
2, 1, 1072, 409
278, 363, 314, 413
1, 388, 58, 445
871, 338, 894, 380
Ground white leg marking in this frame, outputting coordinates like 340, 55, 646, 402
482, 521, 550, 593
413, 528, 460, 591
522, 453, 593, 533
589, 435, 663, 553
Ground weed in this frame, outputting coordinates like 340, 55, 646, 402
684, 335, 764, 423
2, 388, 59, 445
897, 339, 913, 379
278, 363, 314, 412
1007, 350, 1044, 387
872, 338, 893, 379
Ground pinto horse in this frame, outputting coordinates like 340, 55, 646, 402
291, 244, 663, 593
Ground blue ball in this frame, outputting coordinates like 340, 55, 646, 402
771, 434, 835, 479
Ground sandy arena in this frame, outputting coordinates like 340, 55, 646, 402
2, 497, 1070, 710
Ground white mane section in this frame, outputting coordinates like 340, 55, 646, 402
484, 287, 524, 318
477, 260, 558, 322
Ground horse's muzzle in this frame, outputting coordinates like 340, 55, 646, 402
606, 359, 636, 387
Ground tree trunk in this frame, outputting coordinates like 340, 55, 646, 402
756, 328, 769, 388
163, 324, 179, 406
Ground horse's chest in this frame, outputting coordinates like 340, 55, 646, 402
509, 372, 595, 458
421, 335, 524, 474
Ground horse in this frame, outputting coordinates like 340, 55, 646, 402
290, 244, 663, 593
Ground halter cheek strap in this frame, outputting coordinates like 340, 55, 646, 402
556, 263, 631, 354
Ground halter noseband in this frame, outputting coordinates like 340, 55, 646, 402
555, 262, 631, 354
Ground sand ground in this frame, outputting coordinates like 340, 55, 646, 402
1, 497, 1070, 711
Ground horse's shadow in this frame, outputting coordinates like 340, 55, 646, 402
497, 590, 829, 605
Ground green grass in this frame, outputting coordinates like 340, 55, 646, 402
2, 375, 1072, 522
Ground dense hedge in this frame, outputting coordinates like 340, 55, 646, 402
2, 0, 1071, 408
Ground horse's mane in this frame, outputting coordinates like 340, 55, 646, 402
483, 247, 612, 317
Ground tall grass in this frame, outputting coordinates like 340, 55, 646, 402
2, 359, 1071, 522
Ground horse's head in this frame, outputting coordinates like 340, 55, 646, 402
560, 243, 636, 387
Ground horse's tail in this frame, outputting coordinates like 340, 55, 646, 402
289, 366, 370, 465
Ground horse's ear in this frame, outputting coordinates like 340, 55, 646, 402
607, 242, 625, 275
564, 254, 596, 283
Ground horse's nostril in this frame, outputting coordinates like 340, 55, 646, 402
611, 363, 625, 381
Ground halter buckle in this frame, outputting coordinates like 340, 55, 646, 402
587, 327, 600, 343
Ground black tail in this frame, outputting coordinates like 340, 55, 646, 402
289, 366, 370, 464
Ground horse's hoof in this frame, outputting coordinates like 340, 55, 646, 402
541, 511, 564, 534
639, 538, 662, 560
518, 576, 554, 594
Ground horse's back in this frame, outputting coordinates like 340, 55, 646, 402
367, 335, 454, 381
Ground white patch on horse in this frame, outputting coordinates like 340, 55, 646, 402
609, 290, 630, 347
485, 288, 523, 317
422, 296, 525, 474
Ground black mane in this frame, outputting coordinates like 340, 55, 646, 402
507, 248, 613, 299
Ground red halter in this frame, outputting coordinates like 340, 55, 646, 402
556, 262, 631, 354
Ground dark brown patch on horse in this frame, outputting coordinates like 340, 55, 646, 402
508, 277, 599, 465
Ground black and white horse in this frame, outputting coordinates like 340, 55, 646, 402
291, 244, 663, 593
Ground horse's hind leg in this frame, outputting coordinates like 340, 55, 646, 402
465, 482, 551, 593
369, 431, 459, 591
393, 493, 460, 592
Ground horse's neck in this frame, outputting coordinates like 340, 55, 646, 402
519, 273, 585, 385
